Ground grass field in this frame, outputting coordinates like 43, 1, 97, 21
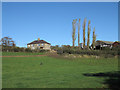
2, 53, 118, 88
1, 52, 44, 56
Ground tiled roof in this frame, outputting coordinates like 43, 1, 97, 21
27, 40, 50, 45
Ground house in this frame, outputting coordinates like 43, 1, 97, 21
27, 38, 51, 50
94, 40, 114, 49
112, 41, 120, 47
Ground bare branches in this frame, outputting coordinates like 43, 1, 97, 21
0, 37, 16, 47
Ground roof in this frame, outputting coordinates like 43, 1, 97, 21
27, 40, 51, 45
113, 41, 120, 44
96, 40, 114, 44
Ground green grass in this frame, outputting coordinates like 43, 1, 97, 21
2, 55, 118, 88
1, 52, 44, 56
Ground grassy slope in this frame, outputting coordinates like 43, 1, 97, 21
2, 56, 118, 88
2, 52, 44, 56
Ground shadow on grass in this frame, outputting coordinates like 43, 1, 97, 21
83, 71, 120, 90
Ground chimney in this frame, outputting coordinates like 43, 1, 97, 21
38, 38, 40, 41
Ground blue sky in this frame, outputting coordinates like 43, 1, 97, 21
2, 2, 118, 47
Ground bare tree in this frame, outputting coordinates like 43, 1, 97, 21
87, 20, 91, 49
0, 37, 15, 47
72, 19, 77, 47
78, 18, 80, 47
83, 18, 87, 49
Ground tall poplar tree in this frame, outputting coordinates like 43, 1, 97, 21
92, 27, 96, 49
72, 19, 77, 47
83, 18, 87, 48
87, 20, 91, 49
78, 18, 80, 47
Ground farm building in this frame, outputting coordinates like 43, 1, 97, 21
27, 38, 51, 50
112, 41, 120, 47
95, 40, 114, 50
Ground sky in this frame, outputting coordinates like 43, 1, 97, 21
2, 2, 118, 47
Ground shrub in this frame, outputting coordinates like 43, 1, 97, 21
57, 46, 119, 58
2, 46, 13, 52
39, 49, 46, 53
57, 49, 63, 54
25, 48, 32, 52
13, 47, 19, 52
51, 45, 60, 51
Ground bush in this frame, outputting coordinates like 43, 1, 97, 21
13, 47, 19, 52
57, 49, 63, 54
2, 46, 26, 52
2, 46, 13, 52
25, 48, 32, 52
39, 49, 46, 53
56, 46, 119, 58
51, 45, 60, 51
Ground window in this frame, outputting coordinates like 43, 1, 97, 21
31, 44, 34, 47
28, 45, 30, 47
32, 47, 35, 50
41, 44, 44, 46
